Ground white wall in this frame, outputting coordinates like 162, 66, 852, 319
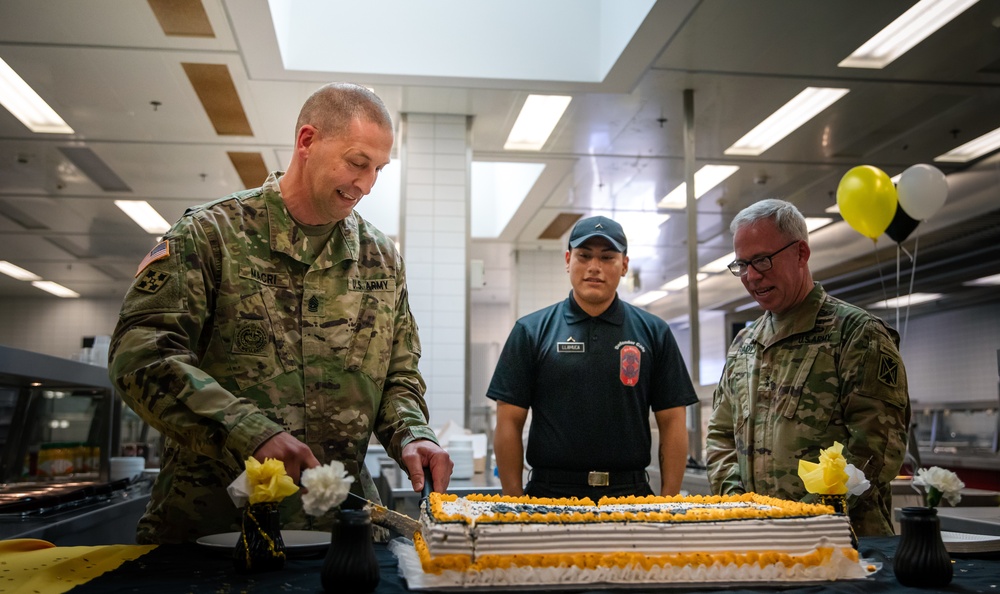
898, 302, 1000, 404
0, 297, 121, 360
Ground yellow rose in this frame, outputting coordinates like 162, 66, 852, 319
245, 457, 299, 504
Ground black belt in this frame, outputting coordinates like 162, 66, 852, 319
529, 468, 648, 487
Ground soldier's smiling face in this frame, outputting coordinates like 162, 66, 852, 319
298, 117, 393, 225
733, 219, 812, 315
566, 237, 628, 314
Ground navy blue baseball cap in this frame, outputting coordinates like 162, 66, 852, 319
568, 216, 627, 253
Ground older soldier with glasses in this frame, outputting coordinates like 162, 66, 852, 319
706, 198, 911, 537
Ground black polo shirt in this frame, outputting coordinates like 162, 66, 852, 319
487, 291, 698, 472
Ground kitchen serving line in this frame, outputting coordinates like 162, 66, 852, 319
1, 536, 997, 594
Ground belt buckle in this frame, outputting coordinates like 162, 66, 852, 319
587, 471, 609, 487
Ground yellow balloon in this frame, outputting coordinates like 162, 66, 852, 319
836, 165, 897, 240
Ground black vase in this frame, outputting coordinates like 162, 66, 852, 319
321, 508, 381, 593
234, 501, 286, 573
893, 506, 953, 588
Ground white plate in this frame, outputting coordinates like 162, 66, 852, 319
196, 530, 330, 556
941, 531, 1000, 554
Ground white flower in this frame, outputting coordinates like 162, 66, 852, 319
844, 464, 871, 497
300, 461, 354, 517
913, 466, 964, 508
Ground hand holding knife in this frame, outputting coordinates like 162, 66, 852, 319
347, 466, 435, 539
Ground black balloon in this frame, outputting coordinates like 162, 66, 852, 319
885, 206, 920, 243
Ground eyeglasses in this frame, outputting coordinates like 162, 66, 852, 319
727, 240, 799, 276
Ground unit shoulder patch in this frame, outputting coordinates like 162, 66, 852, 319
878, 353, 899, 387
135, 268, 170, 294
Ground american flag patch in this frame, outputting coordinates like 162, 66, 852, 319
135, 240, 170, 277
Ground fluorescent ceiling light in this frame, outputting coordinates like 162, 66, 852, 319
724, 88, 849, 156
825, 203, 840, 214
504, 95, 572, 151
632, 290, 667, 306
700, 252, 736, 274
805, 217, 835, 233
869, 292, 942, 309
660, 273, 709, 292
612, 211, 671, 245
0, 260, 42, 281
657, 165, 740, 209
115, 200, 171, 234
838, 0, 980, 69
935, 125, 1000, 163
964, 273, 1000, 286
0, 57, 74, 134
31, 280, 80, 298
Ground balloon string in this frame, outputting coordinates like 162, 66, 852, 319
873, 239, 889, 308
896, 243, 901, 329
903, 235, 919, 344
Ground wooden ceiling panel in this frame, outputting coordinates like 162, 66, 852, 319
182, 63, 253, 136
148, 0, 215, 37
227, 152, 269, 189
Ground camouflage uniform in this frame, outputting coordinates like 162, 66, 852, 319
109, 172, 437, 544
706, 283, 910, 536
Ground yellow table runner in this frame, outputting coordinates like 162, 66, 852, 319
0, 538, 157, 594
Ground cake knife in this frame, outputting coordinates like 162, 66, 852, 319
346, 492, 421, 539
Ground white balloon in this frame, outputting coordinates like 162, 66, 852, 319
896, 164, 948, 220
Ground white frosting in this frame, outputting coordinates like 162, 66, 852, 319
420, 496, 854, 558
405, 495, 870, 588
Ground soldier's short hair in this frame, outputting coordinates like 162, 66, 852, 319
296, 83, 393, 138
730, 198, 808, 243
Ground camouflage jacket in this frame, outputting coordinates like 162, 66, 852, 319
705, 283, 910, 536
109, 173, 437, 543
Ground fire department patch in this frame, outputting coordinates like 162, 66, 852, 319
620, 344, 641, 386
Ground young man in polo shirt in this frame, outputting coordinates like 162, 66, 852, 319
488, 216, 698, 499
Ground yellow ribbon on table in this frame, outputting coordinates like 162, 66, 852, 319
0, 538, 156, 594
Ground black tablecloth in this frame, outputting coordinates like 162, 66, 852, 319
70, 536, 998, 594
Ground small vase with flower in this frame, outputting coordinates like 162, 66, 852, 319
893, 466, 963, 588
301, 460, 380, 594
227, 457, 300, 573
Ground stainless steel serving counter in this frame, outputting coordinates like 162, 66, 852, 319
0, 489, 148, 545
933, 506, 1000, 537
